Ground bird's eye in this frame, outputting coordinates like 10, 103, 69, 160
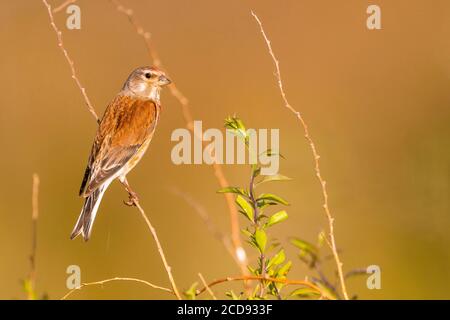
144, 73, 152, 79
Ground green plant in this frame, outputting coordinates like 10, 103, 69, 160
218, 116, 293, 299
178, 116, 363, 301
290, 234, 366, 300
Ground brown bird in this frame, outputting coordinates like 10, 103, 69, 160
71, 66, 171, 241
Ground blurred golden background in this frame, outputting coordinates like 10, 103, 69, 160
0, 0, 449, 299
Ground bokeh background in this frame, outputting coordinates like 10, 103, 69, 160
0, 0, 449, 299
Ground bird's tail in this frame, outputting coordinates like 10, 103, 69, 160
70, 182, 110, 241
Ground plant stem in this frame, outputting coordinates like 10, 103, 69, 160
248, 167, 267, 298
132, 200, 182, 300
249, 168, 259, 223
61, 277, 172, 300
258, 254, 266, 297
28, 174, 39, 300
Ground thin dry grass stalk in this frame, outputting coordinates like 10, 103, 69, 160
42, 0, 99, 123
132, 200, 181, 299
52, 0, 77, 13
251, 11, 349, 300
61, 277, 172, 300
28, 173, 40, 300
42, 0, 181, 300
109, 0, 249, 276
169, 187, 235, 259
198, 273, 217, 300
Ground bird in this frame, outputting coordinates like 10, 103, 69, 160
70, 66, 171, 241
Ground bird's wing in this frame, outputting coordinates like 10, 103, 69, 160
79, 95, 159, 197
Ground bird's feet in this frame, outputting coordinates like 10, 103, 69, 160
124, 190, 139, 207
120, 177, 140, 206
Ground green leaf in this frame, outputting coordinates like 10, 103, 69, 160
235, 195, 254, 222
254, 229, 267, 253
252, 167, 261, 178
184, 282, 198, 300
290, 287, 320, 298
241, 228, 252, 237
247, 265, 257, 275
224, 116, 247, 140
292, 238, 319, 267
266, 242, 281, 254
267, 249, 286, 269
315, 282, 338, 300
277, 261, 292, 277
266, 210, 288, 227
251, 285, 261, 299
22, 279, 37, 300
257, 193, 289, 206
255, 174, 292, 187
225, 290, 241, 300
317, 231, 326, 248
260, 149, 285, 159
269, 149, 282, 158
290, 238, 318, 256
256, 199, 278, 210
217, 187, 249, 198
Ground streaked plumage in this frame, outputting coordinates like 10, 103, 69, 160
71, 66, 171, 241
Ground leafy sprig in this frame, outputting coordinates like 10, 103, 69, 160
219, 116, 292, 299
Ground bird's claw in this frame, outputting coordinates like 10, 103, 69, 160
123, 191, 139, 207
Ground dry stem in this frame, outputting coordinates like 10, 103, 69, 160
132, 200, 182, 299
61, 277, 172, 300
52, 0, 77, 13
251, 11, 349, 300
110, 0, 249, 276
169, 187, 235, 260
28, 174, 40, 300
198, 273, 217, 300
42, 0, 181, 300
42, 0, 99, 123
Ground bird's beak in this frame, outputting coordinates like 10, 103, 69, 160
158, 75, 171, 86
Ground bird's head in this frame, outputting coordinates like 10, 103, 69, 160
123, 66, 171, 101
